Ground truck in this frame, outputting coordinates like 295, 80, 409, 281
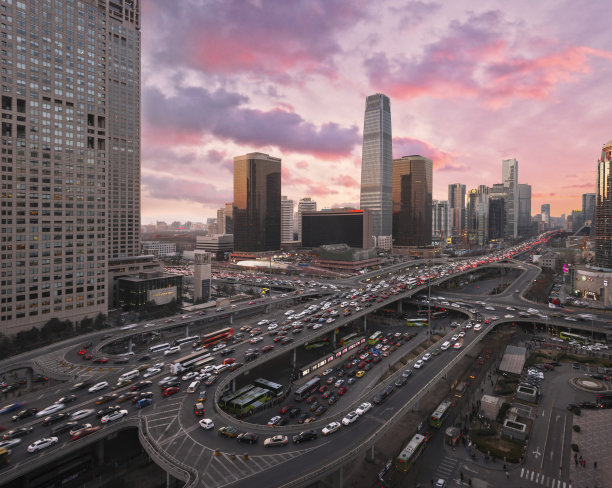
453, 381, 467, 398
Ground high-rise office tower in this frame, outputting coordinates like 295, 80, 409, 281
488, 196, 505, 240
224, 202, 233, 234
360, 93, 392, 238
0, 0, 140, 334
541, 204, 551, 226
582, 193, 595, 224
466, 186, 489, 246
297, 197, 317, 242
233, 152, 281, 252
518, 183, 532, 236
392, 155, 432, 246
216, 207, 226, 234
448, 183, 466, 237
595, 140, 612, 267
432, 200, 450, 243
502, 158, 519, 238
281, 196, 294, 242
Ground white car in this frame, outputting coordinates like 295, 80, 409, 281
322, 368, 334, 376
422, 353, 432, 361
322, 421, 341, 436
27, 437, 58, 453
70, 409, 95, 421
88, 381, 109, 393
473, 324, 482, 331
143, 367, 162, 379
342, 411, 359, 426
414, 360, 424, 369
0, 438, 21, 449
451, 335, 459, 342
453, 341, 462, 349
458, 331, 465, 337
181, 371, 199, 382
334, 379, 345, 388
250, 336, 263, 344
101, 409, 128, 424
504, 314, 514, 319
356, 402, 372, 415
267, 323, 278, 331
199, 418, 214, 430
36, 403, 65, 418
211, 343, 226, 352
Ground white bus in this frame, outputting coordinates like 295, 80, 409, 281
149, 343, 171, 353
172, 336, 199, 348
119, 370, 140, 382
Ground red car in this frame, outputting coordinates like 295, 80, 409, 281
72, 426, 100, 440
305, 396, 316, 403
279, 405, 293, 414
93, 357, 108, 364
222, 358, 235, 365
337, 387, 348, 396
77, 349, 87, 356
163, 387, 179, 397
83, 354, 93, 360
318, 385, 328, 394
261, 345, 274, 353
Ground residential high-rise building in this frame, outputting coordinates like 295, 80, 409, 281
297, 197, 317, 242
448, 184, 466, 237
518, 183, 532, 237
582, 193, 595, 224
360, 93, 392, 238
392, 155, 432, 246
224, 202, 234, 234
281, 196, 294, 242
541, 204, 551, 226
502, 158, 519, 238
0, 0, 141, 334
216, 207, 226, 234
233, 152, 281, 252
488, 196, 505, 240
432, 200, 450, 244
595, 140, 612, 267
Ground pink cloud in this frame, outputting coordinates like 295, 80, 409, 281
393, 136, 458, 170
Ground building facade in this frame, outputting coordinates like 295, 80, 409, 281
502, 158, 519, 238
297, 197, 316, 242
233, 152, 281, 252
141, 241, 176, 257
448, 183, 466, 238
488, 196, 506, 240
301, 209, 372, 249
360, 93, 392, 238
595, 140, 612, 268
193, 250, 211, 302
518, 183, 532, 237
541, 204, 551, 227
195, 234, 233, 261
392, 155, 432, 246
582, 193, 595, 224
0, 0, 141, 334
281, 196, 294, 242
432, 200, 450, 244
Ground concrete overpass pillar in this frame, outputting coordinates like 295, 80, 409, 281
365, 445, 375, 462
25, 368, 33, 391
332, 331, 336, 349
232, 378, 236, 393
229, 314, 234, 325
128, 338, 133, 354
292, 348, 297, 368
96, 440, 104, 465
185, 325, 189, 337
363, 315, 367, 333
397, 301, 403, 314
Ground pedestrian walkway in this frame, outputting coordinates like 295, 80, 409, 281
519, 467, 571, 488
434, 456, 458, 480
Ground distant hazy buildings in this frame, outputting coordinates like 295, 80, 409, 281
216, 203, 234, 235
297, 198, 317, 242
360, 93, 393, 238
596, 140, 612, 267
392, 155, 433, 246
301, 209, 372, 249
582, 193, 595, 224
466, 186, 490, 246
448, 183, 466, 237
233, 153, 281, 252
541, 204, 551, 227
281, 196, 294, 242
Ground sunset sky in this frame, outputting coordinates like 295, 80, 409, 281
140, 0, 612, 224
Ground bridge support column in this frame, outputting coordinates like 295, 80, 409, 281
397, 301, 403, 314
185, 325, 189, 337
26, 368, 33, 391
96, 440, 105, 465
363, 315, 367, 333
365, 444, 375, 462
232, 378, 236, 393
332, 332, 336, 349
128, 338, 133, 354
292, 348, 297, 368
266, 305, 271, 314
229, 314, 233, 325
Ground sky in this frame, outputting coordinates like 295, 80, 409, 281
140, 0, 612, 225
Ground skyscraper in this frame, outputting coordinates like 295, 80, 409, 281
582, 193, 596, 224
281, 196, 294, 242
448, 183, 466, 237
518, 183, 532, 236
432, 200, 450, 244
297, 197, 317, 242
595, 140, 612, 267
233, 152, 281, 252
392, 155, 432, 246
360, 93, 392, 238
0, 0, 141, 334
541, 204, 551, 227
502, 158, 519, 238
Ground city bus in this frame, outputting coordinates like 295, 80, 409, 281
405, 318, 428, 327
172, 336, 200, 348
254, 378, 284, 397
192, 356, 215, 371
294, 376, 321, 401
559, 331, 587, 344
430, 399, 453, 428
229, 387, 272, 416
197, 327, 234, 349
395, 433, 426, 472
338, 332, 358, 346
149, 343, 171, 353
304, 340, 329, 350
170, 350, 212, 374
368, 331, 382, 345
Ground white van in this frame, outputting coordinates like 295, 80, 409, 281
164, 346, 181, 356
440, 341, 451, 351
187, 380, 200, 393
473, 323, 482, 332
119, 369, 140, 382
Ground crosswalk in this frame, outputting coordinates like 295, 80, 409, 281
435, 456, 458, 480
520, 468, 571, 488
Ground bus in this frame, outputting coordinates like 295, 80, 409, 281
220, 384, 256, 409
368, 331, 382, 345
172, 335, 199, 348
395, 433, 426, 472
304, 340, 329, 350
170, 350, 212, 374
192, 356, 215, 371
559, 332, 587, 344
338, 332, 358, 346
405, 318, 428, 327
294, 376, 321, 401
430, 399, 453, 428
149, 343, 171, 353
431, 310, 448, 319
197, 327, 234, 349
229, 387, 272, 416
254, 378, 284, 397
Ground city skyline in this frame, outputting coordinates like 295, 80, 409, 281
141, 0, 612, 224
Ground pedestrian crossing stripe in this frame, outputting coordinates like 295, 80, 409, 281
519, 468, 571, 488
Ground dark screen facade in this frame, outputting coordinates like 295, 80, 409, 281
233, 153, 281, 252
302, 213, 364, 248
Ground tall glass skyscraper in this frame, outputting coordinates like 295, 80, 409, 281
595, 140, 612, 267
360, 93, 392, 237
0, 0, 140, 335
448, 183, 466, 237
502, 158, 519, 238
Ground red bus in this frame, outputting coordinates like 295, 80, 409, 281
200, 327, 234, 348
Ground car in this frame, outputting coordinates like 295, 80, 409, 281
95, 394, 118, 405
71, 426, 100, 440
327, 395, 338, 405
322, 390, 333, 399
218, 426, 239, 438
158, 376, 179, 388
356, 370, 365, 378
334, 379, 345, 388
11, 408, 39, 422
402, 369, 413, 378
92, 357, 109, 364
220, 348, 235, 357
347, 377, 356, 385
289, 407, 302, 418
143, 368, 162, 379
101, 409, 128, 424
356, 402, 372, 415
2, 426, 33, 440
88, 381, 109, 393
279, 405, 294, 414
69, 423, 93, 436
36, 403, 66, 418
236, 433, 258, 444
70, 381, 92, 391
199, 418, 214, 430
326, 376, 336, 385
422, 353, 432, 361
395, 376, 408, 387
318, 385, 328, 394
414, 360, 424, 369
77, 349, 87, 356
96, 405, 121, 418
163, 386, 180, 397
181, 372, 199, 382
292, 430, 317, 443
337, 386, 348, 396
322, 421, 341, 436
249, 336, 263, 344
435, 479, 446, 488
0, 437, 21, 449
264, 434, 288, 447
117, 392, 138, 403
222, 357, 235, 365
305, 396, 317, 404
342, 411, 359, 426
261, 345, 275, 353
135, 398, 153, 409
267, 415, 282, 426
138, 354, 152, 362
27, 437, 58, 453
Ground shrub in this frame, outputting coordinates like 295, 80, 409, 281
572, 407, 581, 416
571, 444, 579, 452
573, 425, 581, 432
